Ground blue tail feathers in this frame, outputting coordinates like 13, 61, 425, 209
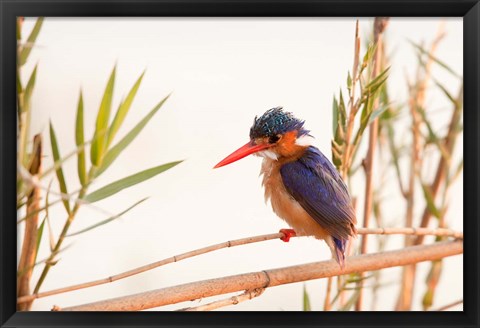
333, 237, 347, 269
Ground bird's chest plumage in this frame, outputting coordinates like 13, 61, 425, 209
260, 158, 329, 239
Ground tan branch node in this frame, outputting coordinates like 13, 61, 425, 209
177, 288, 265, 311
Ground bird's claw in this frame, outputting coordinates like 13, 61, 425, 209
279, 229, 296, 242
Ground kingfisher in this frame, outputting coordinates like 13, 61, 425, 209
214, 107, 357, 268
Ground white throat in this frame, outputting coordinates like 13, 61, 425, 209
295, 134, 315, 147
255, 149, 278, 160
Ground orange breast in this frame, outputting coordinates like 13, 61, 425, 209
260, 158, 330, 240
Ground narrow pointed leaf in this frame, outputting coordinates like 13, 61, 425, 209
75, 91, 87, 186
360, 95, 371, 128
433, 79, 456, 105
417, 107, 451, 164
23, 64, 38, 113
421, 183, 441, 219
362, 43, 377, 67
17, 244, 72, 277
338, 89, 346, 124
422, 260, 443, 310
45, 181, 56, 252
345, 273, 373, 284
451, 159, 463, 182
95, 93, 171, 177
67, 198, 148, 237
367, 104, 390, 125
365, 67, 390, 91
332, 96, 339, 136
17, 199, 27, 210
347, 71, 352, 92
91, 66, 116, 166
19, 17, 44, 66
85, 160, 182, 203
408, 40, 461, 79
49, 121, 70, 214
107, 71, 145, 147
34, 218, 46, 265
40, 138, 92, 179
303, 285, 312, 311
387, 124, 405, 194
17, 198, 63, 224
17, 66, 23, 103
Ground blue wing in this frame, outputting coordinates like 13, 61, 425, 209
280, 146, 357, 241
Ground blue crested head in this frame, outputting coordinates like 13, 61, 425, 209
249, 107, 310, 141
214, 106, 314, 168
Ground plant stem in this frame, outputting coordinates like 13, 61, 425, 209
17, 134, 42, 311
32, 198, 82, 294
356, 17, 389, 311
32, 168, 96, 294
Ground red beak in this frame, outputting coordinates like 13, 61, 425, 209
214, 141, 272, 169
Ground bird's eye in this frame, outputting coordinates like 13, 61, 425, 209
269, 134, 281, 144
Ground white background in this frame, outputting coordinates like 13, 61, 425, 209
20, 17, 463, 311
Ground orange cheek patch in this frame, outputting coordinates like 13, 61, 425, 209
278, 130, 300, 157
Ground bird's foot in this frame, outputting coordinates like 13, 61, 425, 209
279, 229, 296, 242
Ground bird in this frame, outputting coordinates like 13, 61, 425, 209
214, 106, 357, 268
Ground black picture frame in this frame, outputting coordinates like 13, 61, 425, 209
1, 1, 478, 327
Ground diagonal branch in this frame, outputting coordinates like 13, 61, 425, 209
58, 240, 462, 311
17, 227, 462, 306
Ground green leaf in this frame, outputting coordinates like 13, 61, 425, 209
67, 198, 148, 237
49, 121, 70, 214
345, 273, 373, 284
347, 71, 352, 92
45, 180, 56, 252
95, 93, 171, 177
17, 198, 64, 224
433, 79, 456, 105
417, 107, 451, 165
75, 91, 88, 186
362, 43, 377, 68
422, 260, 443, 310
365, 67, 390, 92
85, 160, 182, 203
91, 66, 116, 167
302, 285, 311, 311
106, 71, 145, 147
19, 17, 44, 66
338, 89, 346, 125
367, 103, 390, 126
387, 124, 405, 194
421, 183, 441, 219
451, 159, 463, 182
353, 96, 374, 148
332, 96, 339, 136
40, 138, 93, 179
17, 66, 23, 99
17, 199, 27, 210
360, 95, 371, 130
408, 40, 461, 79
34, 218, 46, 265
23, 64, 38, 113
